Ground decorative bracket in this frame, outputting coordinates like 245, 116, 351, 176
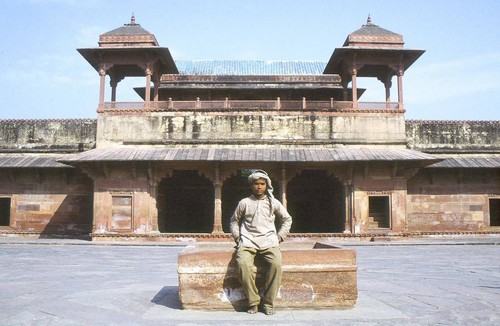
35, 168, 43, 184
8, 169, 16, 184
103, 163, 110, 180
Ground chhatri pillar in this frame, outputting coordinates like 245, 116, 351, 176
397, 68, 404, 109
145, 68, 152, 106
153, 73, 161, 103
351, 68, 358, 108
99, 68, 106, 107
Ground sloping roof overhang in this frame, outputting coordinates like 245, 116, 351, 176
426, 157, 500, 169
77, 47, 179, 75
324, 47, 425, 75
0, 155, 73, 168
5, 153, 498, 170
59, 147, 440, 165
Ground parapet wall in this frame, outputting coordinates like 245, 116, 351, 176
0, 119, 97, 153
96, 111, 407, 148
2, 118, 498, 153
406, 120, 500, 153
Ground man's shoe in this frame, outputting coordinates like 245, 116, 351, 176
246, 306, 258, 314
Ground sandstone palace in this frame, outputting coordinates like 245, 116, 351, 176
1, 16, 498, 241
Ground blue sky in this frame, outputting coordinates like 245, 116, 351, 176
0, 0, 499, 120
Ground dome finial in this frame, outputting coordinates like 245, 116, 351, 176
367, 14, 372, 25
131, 12, 136, 25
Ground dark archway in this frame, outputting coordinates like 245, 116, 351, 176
221, 170, 280, 233
491, 199, 500, 227
287, 170, 345, 233
0, 197, 11, 226
157, 170, 214, 233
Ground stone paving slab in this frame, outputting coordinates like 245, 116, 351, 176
0, 239, 499, 325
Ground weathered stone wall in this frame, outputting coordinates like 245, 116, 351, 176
96, 111, 407, 148
4, 117, 498, 153
0, 169, 93, 234
90, 163, 158, 234
406, 120, 500, 153
0, 119, 97, 152
351, 167, 408, 233
406, 169, 500, 231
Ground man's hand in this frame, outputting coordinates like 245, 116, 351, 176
235, 236, 240, 244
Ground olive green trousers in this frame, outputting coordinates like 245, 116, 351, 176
235, 246, 282, 310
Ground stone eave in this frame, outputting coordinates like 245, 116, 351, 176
425, 156, 500, 169
0, 154, 74, 168
59, 147, 440, 165
77, 46, 179, 74
324, 47, 425, 75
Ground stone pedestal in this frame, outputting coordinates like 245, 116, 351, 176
178, 242, 357, 310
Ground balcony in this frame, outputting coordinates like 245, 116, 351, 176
98, 98, 402, 113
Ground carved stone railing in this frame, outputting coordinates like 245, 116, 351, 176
99, 99, 401, 112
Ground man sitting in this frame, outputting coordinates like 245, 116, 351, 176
229, 170, 292, 315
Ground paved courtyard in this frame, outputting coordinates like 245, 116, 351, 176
0, 238, 499, 325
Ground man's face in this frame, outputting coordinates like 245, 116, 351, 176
251, 178, 267, 198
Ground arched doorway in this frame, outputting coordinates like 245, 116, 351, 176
157, 170, 214, 233
221, 170, 280, 233
287, 170, 345, 233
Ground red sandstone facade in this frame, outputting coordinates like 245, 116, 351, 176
0, 16, 498, 240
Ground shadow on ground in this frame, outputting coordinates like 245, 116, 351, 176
151, 286, 183, 310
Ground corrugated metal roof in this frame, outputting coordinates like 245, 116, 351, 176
0, 155, 72, 168
427, 157, 500, 168
174, 60, 327, 76
60, 147, 438, 163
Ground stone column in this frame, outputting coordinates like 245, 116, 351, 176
280, 165, 287, 208
332, 165, 354, 233
99, 69, 106, 108
385, 79, 391, 102
212, 166, 224, 234
397, 69, 404, 109
110, 79, 118, 103
351, 68, 358, 108
341, 79, 349, 101
153, 74, 161, 103
344, 183, 354, 233
145, 68, 152, 107
148, 182, 160, 233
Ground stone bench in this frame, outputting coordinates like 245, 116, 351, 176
178, 242, 357, 310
